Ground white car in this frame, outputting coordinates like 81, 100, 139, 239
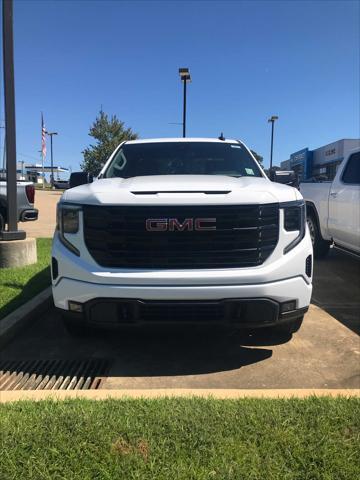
301, 148, 360, 258
52, 138, 313, 335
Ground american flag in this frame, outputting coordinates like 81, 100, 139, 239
41, 113, 46, 159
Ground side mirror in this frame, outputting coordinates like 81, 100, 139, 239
270, 170, 299, 188
69, 172, 93, 189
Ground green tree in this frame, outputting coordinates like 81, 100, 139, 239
81, 110, 138, 176
250, 149, 263, 164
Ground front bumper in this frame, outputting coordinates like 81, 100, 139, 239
53, 275, 311, 327
58, 297, 308, 328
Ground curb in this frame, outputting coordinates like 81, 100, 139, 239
1, 388, 359, 403
0, 287, 52, 348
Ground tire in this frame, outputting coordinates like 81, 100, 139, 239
0, 205, 6, 231
276, 315, 304, 335
307, 212, 331, 259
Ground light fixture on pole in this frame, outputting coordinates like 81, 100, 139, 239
268, 115, 279, 170
179, 68, 191, 138
46, 131, 58, 188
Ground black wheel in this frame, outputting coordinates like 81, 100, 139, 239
276, 315, 304, 335
0, 206, 6, 232
307, 212, 330, 258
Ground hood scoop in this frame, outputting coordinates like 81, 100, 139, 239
131, 190, 231, 195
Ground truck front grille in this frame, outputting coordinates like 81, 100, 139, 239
83, 204, 279, 269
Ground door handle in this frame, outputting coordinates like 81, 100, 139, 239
330, 192, 338, 198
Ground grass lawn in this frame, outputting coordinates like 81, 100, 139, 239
0, 238, 52, 320
1, 397, 359, 480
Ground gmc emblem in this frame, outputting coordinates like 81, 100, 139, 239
146, 218, 216, 232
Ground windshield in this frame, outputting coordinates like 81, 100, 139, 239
104, 142, 263, 178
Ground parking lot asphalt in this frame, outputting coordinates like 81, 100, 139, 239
1, 249, 359, 390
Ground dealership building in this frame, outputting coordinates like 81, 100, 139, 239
280, 138, 360, 181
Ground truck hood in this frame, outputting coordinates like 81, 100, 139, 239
61, 175, 301, 205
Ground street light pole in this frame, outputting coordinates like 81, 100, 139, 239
46, 131, 58, 188
0, 125, 5, 171
179, 68, 191, 138
1, 0, 25, 240
268, 115, 279, 170
183, 79, 187, 138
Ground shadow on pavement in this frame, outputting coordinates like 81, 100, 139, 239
0, 309, 298, 378
312, 248, 360, 335
93, 327, 283, 377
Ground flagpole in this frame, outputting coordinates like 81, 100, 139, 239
42, 152, 45, 188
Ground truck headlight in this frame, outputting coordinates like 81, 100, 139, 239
57, 203, 81, 256
283, 200, 306, 254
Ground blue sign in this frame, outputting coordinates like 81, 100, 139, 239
290, 148, 313, 179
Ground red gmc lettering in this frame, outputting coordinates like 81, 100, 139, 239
146, 218, 168, 231
195, 218, 217, 231
146, 218, 217, 231
169, 218, 193, 231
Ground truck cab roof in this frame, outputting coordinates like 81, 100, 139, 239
124, 137, 241, 145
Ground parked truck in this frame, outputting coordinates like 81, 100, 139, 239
301, 148, 360, 258
0, 181, 38, 232
52, 138, 313, 336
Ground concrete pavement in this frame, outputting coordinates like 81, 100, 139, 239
312, 248, 360, 335
1, 302, 359, 390
22, 189, 62, 238
1, 388, 359, 403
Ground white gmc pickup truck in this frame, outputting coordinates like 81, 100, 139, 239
52, 138, 313, 336
301, 148, 360, 258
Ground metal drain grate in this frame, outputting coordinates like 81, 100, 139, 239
0, 358, 111, 391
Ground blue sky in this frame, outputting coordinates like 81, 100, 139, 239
0, 0, 359, 173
